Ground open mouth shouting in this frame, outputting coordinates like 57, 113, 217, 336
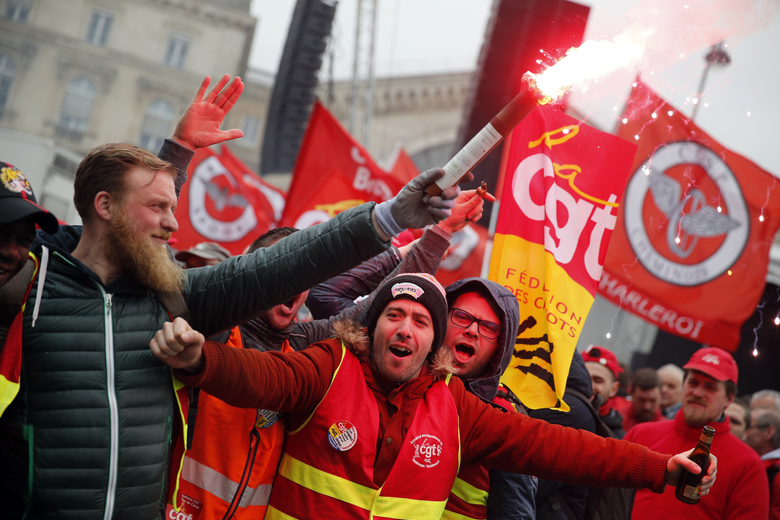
453, 343, 476, 364
389, 344, 413, 358
281, 296, 298, 312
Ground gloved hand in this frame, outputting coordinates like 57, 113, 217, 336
373, 168, 463, 237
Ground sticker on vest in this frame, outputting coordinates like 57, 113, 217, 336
165, 494, 202, 520
328, 420, 358, 451
256, 408, 280, 428
411, 434, 443, 468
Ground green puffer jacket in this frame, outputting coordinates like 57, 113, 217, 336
0, 201, 389, 520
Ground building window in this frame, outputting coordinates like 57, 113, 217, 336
164, 32, 190, 69
86, 8, 113, 47
57, 76, 96, 139
138, 99, 175, 152
237, 115, 260, 147
4, 0, 31, 23
0, 54, 16, 117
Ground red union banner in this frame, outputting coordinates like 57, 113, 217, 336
489, 105, 636, 410
279, 100, 405, 228
173, 146, 284, 255
601, 78, 780, 351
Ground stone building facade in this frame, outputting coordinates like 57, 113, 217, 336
0, 0, 470, 224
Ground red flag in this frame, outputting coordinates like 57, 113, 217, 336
387, 146, 420, 185
173, 147, 280, 255
280, 101, 405, 228
219, 144, 286, 227
601, 78, 780, 351
489, 105, 636, 409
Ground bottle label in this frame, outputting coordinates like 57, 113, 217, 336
681, 483, 701, 499
436, 123, 503, 190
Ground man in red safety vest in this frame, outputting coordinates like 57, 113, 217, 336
150, 273, 719, 520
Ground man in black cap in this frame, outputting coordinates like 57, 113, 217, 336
150, 273, 719, 520
0, 162, 59, 288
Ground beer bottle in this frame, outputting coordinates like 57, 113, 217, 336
675, 425, 715, 504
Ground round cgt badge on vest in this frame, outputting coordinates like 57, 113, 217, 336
328, 420, 358, 451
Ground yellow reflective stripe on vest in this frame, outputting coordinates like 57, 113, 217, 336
279, 452, 449, 519
181, 456, 272, 507
450, 476, 488, 506
279, 453, 376, 509
265, 506, 296, 519
371, 492, 447, 519
441, 509, 479, 520
170, 375, 188, 511
0, 374, 20, 416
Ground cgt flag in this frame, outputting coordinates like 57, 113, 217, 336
489, 105, 636, 410
174, 146, 285, 255
601, 78, 780, 351
280, 100, 405, 229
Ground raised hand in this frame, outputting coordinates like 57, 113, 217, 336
172, 74, 245, 150
437, 187, 496, 235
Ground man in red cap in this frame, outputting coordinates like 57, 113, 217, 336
582, 344, 626, 438
625, 346, 769, 519
0, 162, 59, 288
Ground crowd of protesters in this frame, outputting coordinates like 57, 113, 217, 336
11, 71, 780, 520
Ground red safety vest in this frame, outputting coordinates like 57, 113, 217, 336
170, 326, 291, 520
267, 343, 461, 520
442, 392, 516, 520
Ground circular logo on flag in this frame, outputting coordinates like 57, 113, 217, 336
623, 141, 749, 287
188, 156, 257, 242
327, 420, 358, 451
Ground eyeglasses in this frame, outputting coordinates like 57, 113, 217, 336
449, 308, 501, 340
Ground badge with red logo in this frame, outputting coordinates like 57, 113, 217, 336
328, 420, 358, 451
411, 434, 444, 468
165, 494, 202, 520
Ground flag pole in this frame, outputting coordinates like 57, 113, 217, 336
480, 130, 515, 278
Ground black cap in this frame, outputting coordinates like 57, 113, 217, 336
365, 273, 449, 354
0, 162, 59, 234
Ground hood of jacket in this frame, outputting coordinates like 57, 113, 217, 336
445, 277, 519, 403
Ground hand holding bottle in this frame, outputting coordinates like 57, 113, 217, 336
665, 450, 718, 499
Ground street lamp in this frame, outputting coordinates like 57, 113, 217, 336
691, 41, 732, 121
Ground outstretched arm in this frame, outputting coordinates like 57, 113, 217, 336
172, 74, 245, 151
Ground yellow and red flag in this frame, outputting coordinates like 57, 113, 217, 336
601, 78, 780, 351
489, 105, 636, 410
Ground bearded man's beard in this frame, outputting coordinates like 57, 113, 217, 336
107, 211, 184, 293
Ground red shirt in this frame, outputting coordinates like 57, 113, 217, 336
626, 411, 769, 520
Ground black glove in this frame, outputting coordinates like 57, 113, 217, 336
374, 168, 460, 237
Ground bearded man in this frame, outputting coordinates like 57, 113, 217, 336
0, 74, 461, 519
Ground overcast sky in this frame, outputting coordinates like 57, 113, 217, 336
248, 0, 780, 176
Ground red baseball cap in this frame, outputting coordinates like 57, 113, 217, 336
582, 344, 622, 380
683, 347, 738, 385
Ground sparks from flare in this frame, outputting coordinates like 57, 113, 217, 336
526, 39, 645, 104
